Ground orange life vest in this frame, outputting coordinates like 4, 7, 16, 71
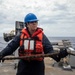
19, 27, 44, 61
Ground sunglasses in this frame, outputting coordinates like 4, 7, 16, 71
29, 21, 38, 23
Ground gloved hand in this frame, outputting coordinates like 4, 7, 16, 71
58, 48, 68, 58
0, 52, 4, 62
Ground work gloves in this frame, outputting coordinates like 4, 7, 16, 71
51, 48, 68, 62
58, 48, 68, 58
0, 52, 4, 62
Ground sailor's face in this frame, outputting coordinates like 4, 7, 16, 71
27, 21, 38, 31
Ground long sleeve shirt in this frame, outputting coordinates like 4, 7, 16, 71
1, 33, 60, 62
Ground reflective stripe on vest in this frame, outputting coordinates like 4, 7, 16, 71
19, 28, 44, 61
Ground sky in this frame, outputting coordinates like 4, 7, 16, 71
0, 0, 75, 37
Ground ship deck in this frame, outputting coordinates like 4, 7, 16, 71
0, 57, 75, 75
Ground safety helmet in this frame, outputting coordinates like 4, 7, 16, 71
24, 13, 38, 23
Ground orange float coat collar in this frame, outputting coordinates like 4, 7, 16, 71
19, 27, 44, 61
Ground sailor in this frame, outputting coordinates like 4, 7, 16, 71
0, 13, 68, 75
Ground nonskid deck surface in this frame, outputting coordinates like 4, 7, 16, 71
0, 58, 75, 75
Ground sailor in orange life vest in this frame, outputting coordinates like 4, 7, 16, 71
0, 13, 68, 75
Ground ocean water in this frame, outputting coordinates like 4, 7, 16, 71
0, 37, 75, 51
48, 37, 75, 49
0, 37, 8, 51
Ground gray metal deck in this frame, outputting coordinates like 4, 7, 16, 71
0, 58, 75, 75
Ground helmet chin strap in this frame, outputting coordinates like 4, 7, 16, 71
29, 29, 36, 35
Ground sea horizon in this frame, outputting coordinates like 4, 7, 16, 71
0, 36, 75, 51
